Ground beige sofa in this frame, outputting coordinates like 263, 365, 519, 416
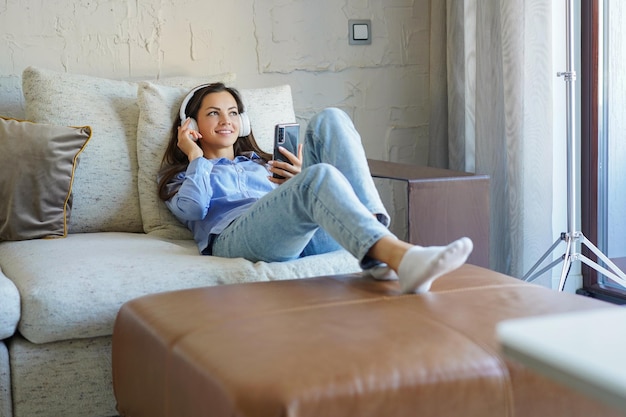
0, 67, 362, 417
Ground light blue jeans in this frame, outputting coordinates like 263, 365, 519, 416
211, 108, 393, 266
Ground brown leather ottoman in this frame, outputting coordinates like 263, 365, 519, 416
112, 264, 622, 417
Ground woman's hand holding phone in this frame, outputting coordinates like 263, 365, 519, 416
268, 143, 303, 185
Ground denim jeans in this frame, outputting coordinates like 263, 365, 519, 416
211, 107, 393, 265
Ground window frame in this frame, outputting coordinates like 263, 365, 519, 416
581, 0, 626, 304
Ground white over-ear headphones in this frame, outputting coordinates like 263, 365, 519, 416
179, 84, 251, 137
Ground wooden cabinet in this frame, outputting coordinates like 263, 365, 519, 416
368, 159, 490, 268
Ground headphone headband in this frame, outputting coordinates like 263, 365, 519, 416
179, 84, 209, 125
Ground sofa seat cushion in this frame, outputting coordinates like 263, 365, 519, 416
0, 233, 360, 344
0, 272, 20, 339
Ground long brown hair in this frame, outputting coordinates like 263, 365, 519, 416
158, 83, 272, 201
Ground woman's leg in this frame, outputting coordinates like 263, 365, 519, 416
301, 108, 391, 266
211, 162, 474, 294
298, 228, 342, 257
303, 108, 390, 226
299, 108, 474, 292
211, 163, 393, 263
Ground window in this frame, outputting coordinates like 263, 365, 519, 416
581, 0, 626, 304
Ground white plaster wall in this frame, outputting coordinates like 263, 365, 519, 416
0, 0, 430, 164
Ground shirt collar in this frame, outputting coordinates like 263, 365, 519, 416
240, 151, 262, 161
211, 151, 262, 164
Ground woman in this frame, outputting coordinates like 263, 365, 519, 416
158, 82, 473, 294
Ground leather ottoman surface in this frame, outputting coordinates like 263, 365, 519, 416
112, 264, 622, 417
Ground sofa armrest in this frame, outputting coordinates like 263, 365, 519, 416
0, 269, 20, 340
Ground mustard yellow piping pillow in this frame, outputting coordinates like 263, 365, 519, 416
0, 117, 92, 241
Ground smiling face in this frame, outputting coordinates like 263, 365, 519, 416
195, 91, 241, 159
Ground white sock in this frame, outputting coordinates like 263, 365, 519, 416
397, 237, 473, 294
366, 263, 399, 281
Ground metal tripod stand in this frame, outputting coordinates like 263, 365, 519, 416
522, 0, 626, 291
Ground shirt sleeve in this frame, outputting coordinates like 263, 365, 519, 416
165, 157, 214, 221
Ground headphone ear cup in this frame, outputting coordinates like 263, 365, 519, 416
239, 112, 251, 137
179, 84, 207, 130
186, 118, 199, 132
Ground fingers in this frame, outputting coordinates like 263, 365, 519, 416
278, 145, 302, 168
297, 143, 303, 160
274, 146, 302, 171
267, 175, 285, 185
267, 160, 298, 182
268, 145, 302, 183
267, 142, 304, 184
178, 118, 202, 142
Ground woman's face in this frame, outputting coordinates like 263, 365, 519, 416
195, 91, 241, 159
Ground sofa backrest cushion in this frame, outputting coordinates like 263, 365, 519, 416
21, 66, 235, 234
136, 82, 296, 239
23, 67, 143, 233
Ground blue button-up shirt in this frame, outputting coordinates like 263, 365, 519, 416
163, 153, 276, 253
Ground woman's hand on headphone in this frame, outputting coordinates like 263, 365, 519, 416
178, 118, 204, 161
268, 143, 303, 185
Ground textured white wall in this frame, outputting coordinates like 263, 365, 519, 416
0, 0, 431, 164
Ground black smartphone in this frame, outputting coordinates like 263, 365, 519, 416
273, 123, 300, 179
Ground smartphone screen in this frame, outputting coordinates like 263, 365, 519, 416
273, 123, 299, 179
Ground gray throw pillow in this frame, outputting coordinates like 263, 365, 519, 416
0, 117, 92, 241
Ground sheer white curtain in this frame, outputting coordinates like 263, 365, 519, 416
430, 0, 555, 279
